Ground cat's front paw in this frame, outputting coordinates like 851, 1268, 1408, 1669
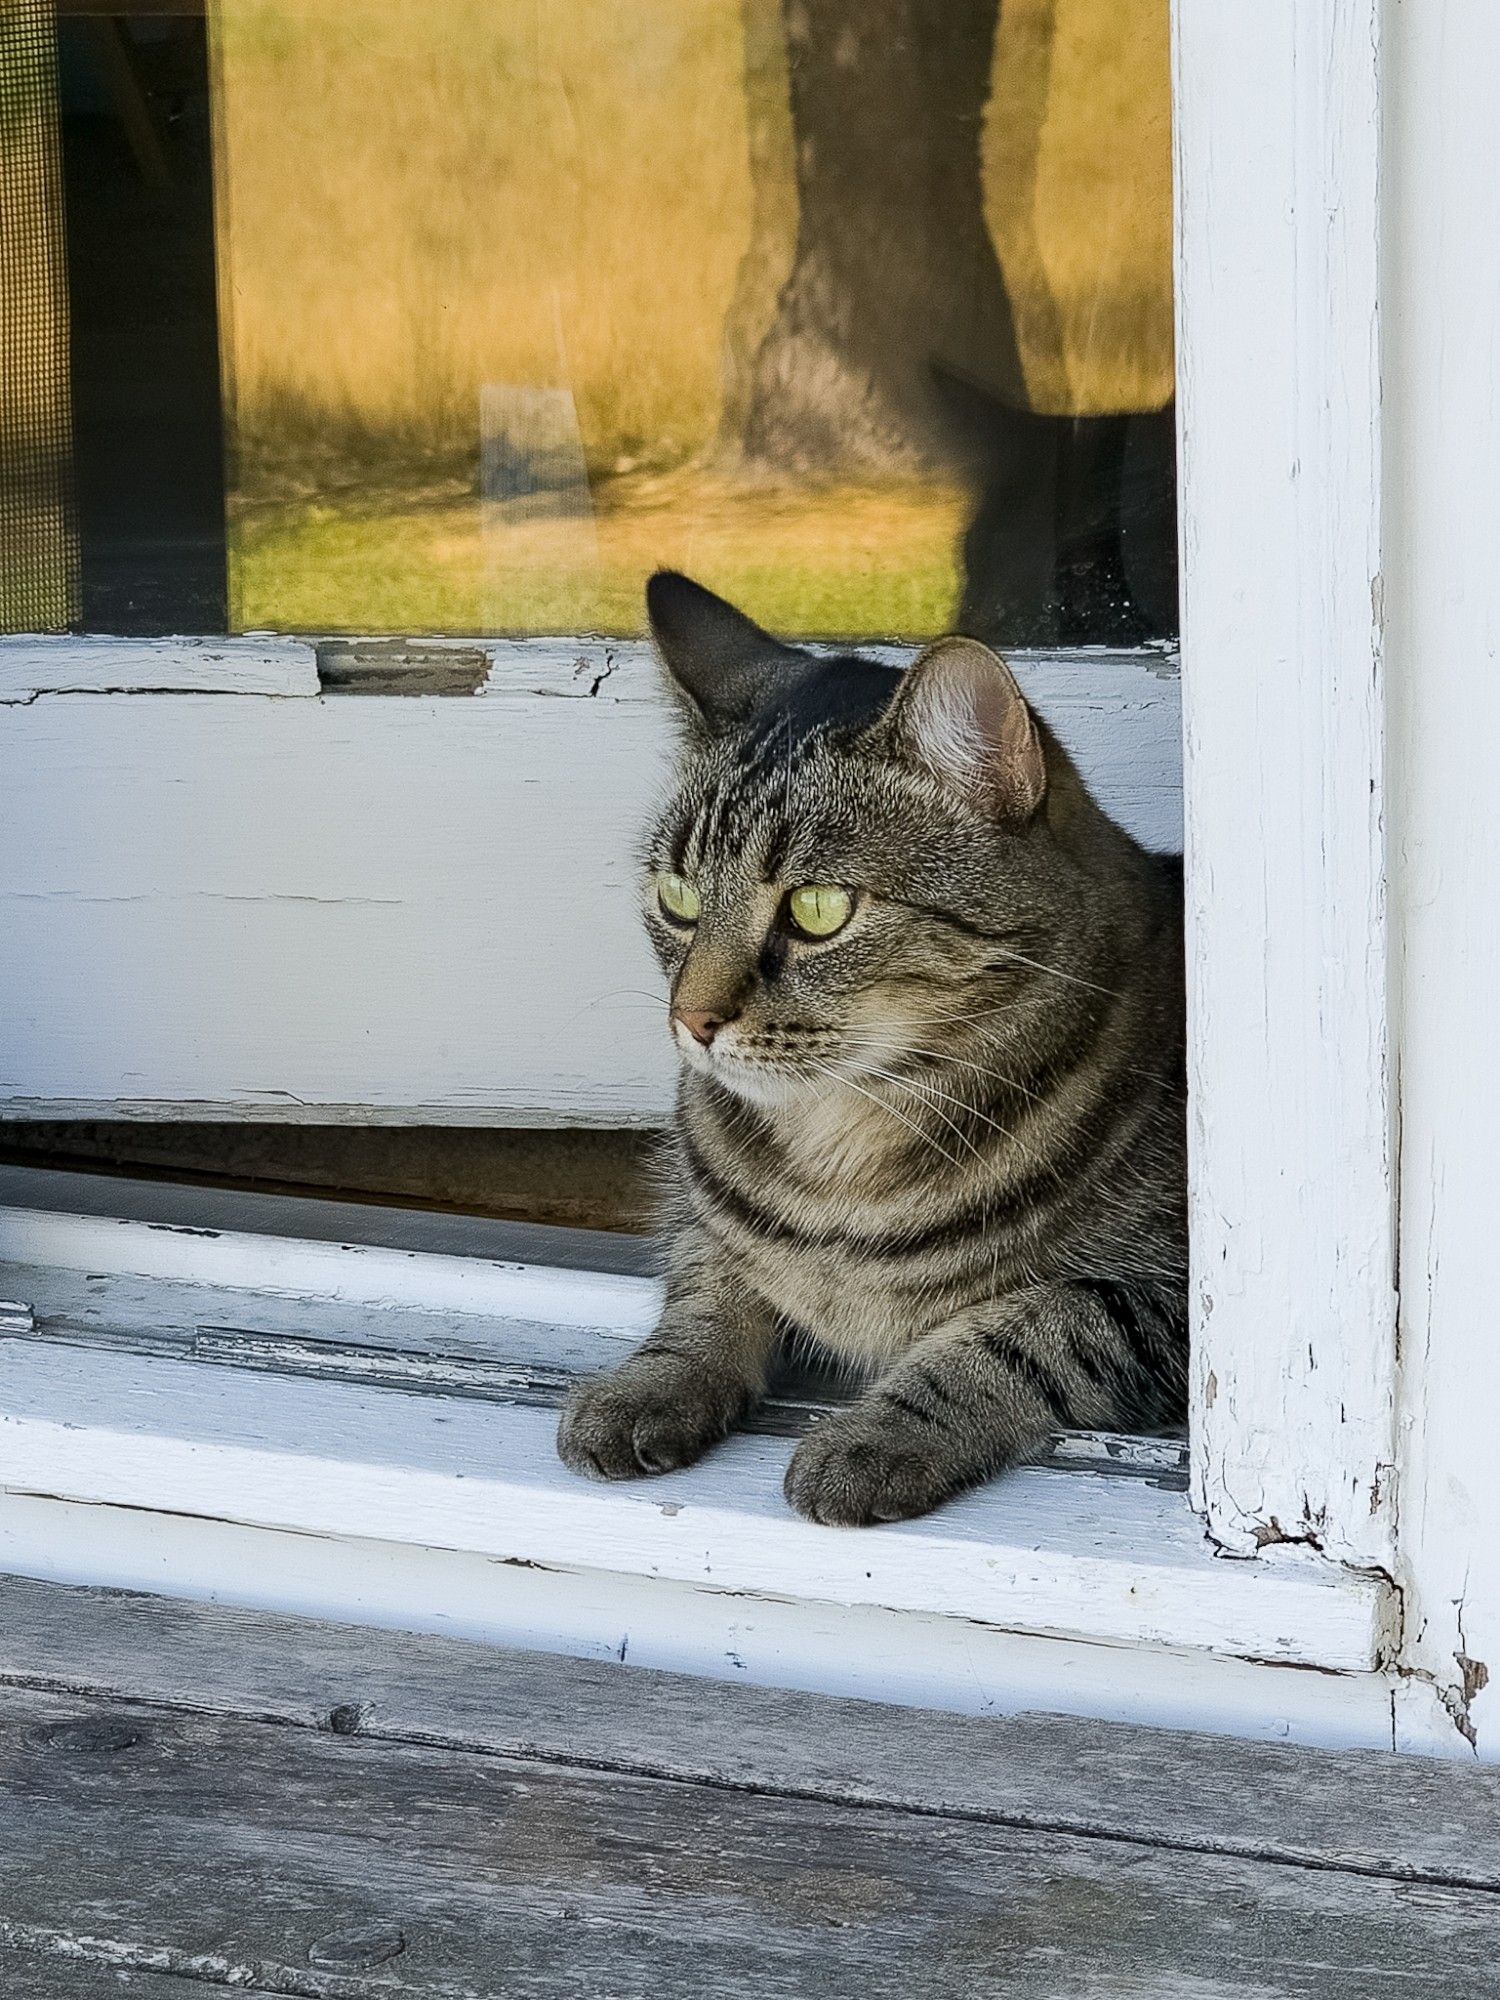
784, 1404, 961, 1526
557, 1354, 747, 1482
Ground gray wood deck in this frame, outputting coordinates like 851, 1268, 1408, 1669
4, 1576, 1500, 1998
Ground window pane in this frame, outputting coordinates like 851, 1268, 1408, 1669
7, 0, 1176, 643
60, 5, 228, 632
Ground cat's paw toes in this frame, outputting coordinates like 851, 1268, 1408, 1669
784, 1409, 958, 1526
557, 1362, 744, 1481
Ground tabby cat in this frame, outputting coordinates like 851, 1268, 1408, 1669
557, 571, 1187, 1524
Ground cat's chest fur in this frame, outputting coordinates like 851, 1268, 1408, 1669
690, 1085, 1006, 1370
745, 1231, 918, 1369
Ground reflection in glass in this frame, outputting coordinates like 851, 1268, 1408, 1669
3, 0, 1176, 644
213, 0, 1176, 642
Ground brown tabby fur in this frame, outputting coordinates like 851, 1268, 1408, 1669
558, 572, 1186, 1524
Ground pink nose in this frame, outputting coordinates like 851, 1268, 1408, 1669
672, 1006, 733, 1047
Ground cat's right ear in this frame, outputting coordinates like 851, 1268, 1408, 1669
875, 635, 1047, 824
646, 571, 806, 732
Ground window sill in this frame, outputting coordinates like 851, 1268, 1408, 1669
0, 1168, 1392, 1742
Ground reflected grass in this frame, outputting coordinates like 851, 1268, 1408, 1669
213, 0, 1171, 635
231, 470, 966, 638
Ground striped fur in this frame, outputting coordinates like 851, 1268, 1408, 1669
559, 574, 1186, 1525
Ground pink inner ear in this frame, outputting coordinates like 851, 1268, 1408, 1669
903, 642, 1046, 821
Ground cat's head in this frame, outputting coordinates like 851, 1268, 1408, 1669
640, 570, 1104, 1111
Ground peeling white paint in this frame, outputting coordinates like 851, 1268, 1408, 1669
1175, 0, 1397, 1573
1383, 0, 1500, 1760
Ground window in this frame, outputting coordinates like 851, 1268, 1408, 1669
7, 0, 1177, 647
10, 0, 1484, 1757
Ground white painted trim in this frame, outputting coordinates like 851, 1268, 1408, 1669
0, 645, 1180, 1125
1173, 0, 1396, 1568
0, 634, 318, 700
0, 1335, 1385, 1671
0, 1493, 1400, 1752
0, 1176, 1392, 1743
1382, 2, 1500, 1759
0, 630, 1177, 702
0, 1163, 658, 1275
0, 1174, 1186, 1483
0, 1200, 662, 1336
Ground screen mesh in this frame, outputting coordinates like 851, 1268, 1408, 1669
1, 0, 78, 632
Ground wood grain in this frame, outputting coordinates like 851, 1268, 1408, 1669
4, 1673, 1500, 1998
0, 1953, 195, 1999
2, 1578, 1496, 1891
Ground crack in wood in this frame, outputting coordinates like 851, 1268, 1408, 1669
3, 1659, 1497, 1901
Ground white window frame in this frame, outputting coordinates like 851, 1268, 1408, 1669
0, 637, 1179, 1124
0, 1165, 1397, 1753
1175, 1, 1395, 1577
3, 0, 1493, 1754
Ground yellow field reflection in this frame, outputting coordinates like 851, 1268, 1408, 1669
212, 0, 1172, 638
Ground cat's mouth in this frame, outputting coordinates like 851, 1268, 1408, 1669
672, 1019, 830, 1097
673, 1018, 888, 1109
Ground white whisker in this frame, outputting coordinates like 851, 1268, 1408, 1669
985, 943, 1116, 997
845, 1036, 1044, 1105
841, 1058, 1008, 1154
836, 1057, 1017, 1169
810, 1060, 970, 1173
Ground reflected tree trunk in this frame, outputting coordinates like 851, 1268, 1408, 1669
734, 0, 1027, 475
724, 0, 1177, 643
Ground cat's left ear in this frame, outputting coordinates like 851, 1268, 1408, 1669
646, 570, 808, 732
875, 636, 1046, 823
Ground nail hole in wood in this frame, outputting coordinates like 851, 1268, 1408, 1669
326, 1701, 372, 1736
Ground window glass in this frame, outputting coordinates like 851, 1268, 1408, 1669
5, 0, 1175, 643
64, 4, 227, 631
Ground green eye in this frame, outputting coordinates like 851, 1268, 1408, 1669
656, 871, 700, 924
787, 883, 854, 939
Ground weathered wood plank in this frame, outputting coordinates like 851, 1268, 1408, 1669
4, 1578, 1499, 1894
3, 1677, 1498, 2000
0, 1950, 197, 1998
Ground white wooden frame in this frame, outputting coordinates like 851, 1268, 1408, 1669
1177, 0, 1500, 1757
1380, 0, 1500, 1758
5, 0, 1494, 1755
1174, 0, 1397, 1576
0, 638, 1179, 1124
0, 1168, 1397, 1752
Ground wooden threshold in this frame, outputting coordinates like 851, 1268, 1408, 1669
1, 1576, 1498, 1998
0, 1169, 1396, 1748
0, 1177, 1386, 1673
